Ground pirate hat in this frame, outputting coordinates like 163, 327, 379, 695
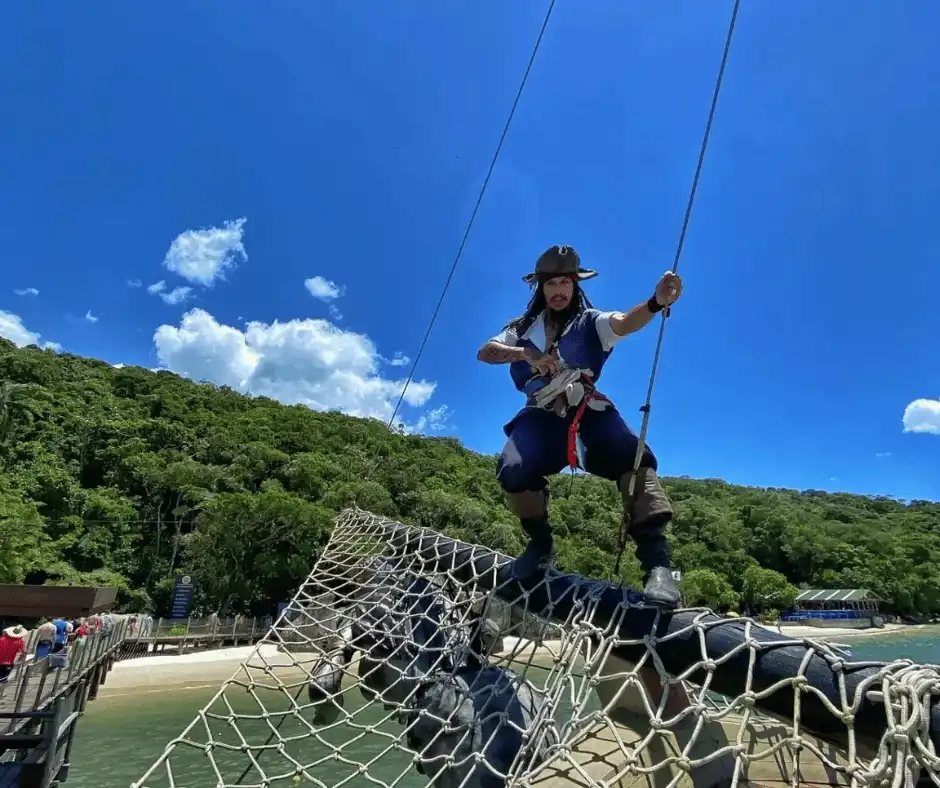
523, 245, 598, 285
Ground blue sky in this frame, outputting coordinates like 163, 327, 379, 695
1, 1, 938, 501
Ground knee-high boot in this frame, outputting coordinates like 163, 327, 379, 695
506, 489, 554, 580
620, 468, 681, 608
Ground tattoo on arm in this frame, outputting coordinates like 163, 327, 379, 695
477, 342, 524, 365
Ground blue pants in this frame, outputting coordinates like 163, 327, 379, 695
496, 406, 658, 494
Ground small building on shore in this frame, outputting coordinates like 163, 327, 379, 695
783, 588, 884, 629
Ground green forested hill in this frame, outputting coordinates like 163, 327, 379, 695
1, 338, 938, 618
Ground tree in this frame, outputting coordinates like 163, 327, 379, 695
741, 565, 798, 612
0, 472, 49, 583
0, 338, 937, 618
681, 569, 740, 611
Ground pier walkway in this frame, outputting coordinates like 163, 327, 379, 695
0, 621, 128, 788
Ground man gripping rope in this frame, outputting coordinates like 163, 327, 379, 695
477, 245, 682, 608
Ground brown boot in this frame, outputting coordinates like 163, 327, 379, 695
506, 490, 547, 521
506, 490, 554, 579
620, 468, 680, 608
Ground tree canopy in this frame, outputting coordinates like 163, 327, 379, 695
1, 339, 938, 619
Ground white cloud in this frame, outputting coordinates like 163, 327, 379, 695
148, 280, 193, 305
875, 451, 892, 458
386, 352, 411, 367
163, 218, 247, 286
85, 310, 99, 324
414, 405, 452, 434
154, 308, 439, 425
902, 398, 940, 435
13, 287, 38, 297
127, 279, 143, 288
0, 310, 58, 350
304, 276, 345, 301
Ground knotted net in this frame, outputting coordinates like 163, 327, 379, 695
134, 508, 940, 788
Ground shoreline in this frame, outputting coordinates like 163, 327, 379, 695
99, 637, 564, 697
97, 624, 935, 698
773, 621, 933, 640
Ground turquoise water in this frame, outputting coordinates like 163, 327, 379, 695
847, 629, 940, 663
69, 630, 939, 788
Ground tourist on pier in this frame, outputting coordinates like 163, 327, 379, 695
100, 611, 114, 635
51, 617, 71, 654
35, 619, 56, 659
0, 625, 28, 683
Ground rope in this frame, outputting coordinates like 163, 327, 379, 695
613, 0, 742, 579
236, 7, 559, 779
370, 0, 557, 448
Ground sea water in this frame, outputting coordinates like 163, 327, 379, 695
71, 630, 940, 788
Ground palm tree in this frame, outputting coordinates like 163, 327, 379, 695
0, 381, 41, 445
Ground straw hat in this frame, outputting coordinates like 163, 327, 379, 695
3, 625, 28, 639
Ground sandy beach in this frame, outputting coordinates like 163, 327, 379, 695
773, 621, 931, 640
98, 636, 566, 697
98, 623, 933, 698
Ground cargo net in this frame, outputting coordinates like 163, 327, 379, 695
135, 509, 940, 788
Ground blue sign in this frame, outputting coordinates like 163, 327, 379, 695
170, 574, 196, 619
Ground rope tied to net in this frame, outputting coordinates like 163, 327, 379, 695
360, 0, 559, 488
612, 0, 741, 580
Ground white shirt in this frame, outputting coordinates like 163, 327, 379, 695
491, 310, 625, 354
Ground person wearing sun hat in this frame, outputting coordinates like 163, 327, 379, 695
477, 244, 683, 607
0, 624, 28, 682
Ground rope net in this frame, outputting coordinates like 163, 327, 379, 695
134, 509, 940, 788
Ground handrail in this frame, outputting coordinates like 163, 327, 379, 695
0, 622, 128, 737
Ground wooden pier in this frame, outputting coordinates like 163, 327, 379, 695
0, 623, 128, 788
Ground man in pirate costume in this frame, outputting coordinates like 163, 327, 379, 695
477, 245, 682, 607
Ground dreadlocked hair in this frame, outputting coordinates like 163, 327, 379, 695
503, 277, 595, 344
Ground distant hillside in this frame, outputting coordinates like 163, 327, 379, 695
1, 338, 938, 618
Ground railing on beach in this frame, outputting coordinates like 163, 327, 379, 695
118, 615, 272, 659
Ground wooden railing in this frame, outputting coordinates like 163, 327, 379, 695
0, 621, 129, 736
117, 615, 273, 658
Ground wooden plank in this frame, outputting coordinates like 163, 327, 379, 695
0, 735, 44, 751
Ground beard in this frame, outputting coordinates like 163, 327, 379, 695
546, 299, 576, 321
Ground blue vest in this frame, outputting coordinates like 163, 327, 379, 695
508, 308, 614, 401
499, 309, 617, 438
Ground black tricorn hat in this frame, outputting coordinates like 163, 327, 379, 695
523, 245, 598, 285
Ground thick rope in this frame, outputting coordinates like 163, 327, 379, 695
613, 0, 742, 579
